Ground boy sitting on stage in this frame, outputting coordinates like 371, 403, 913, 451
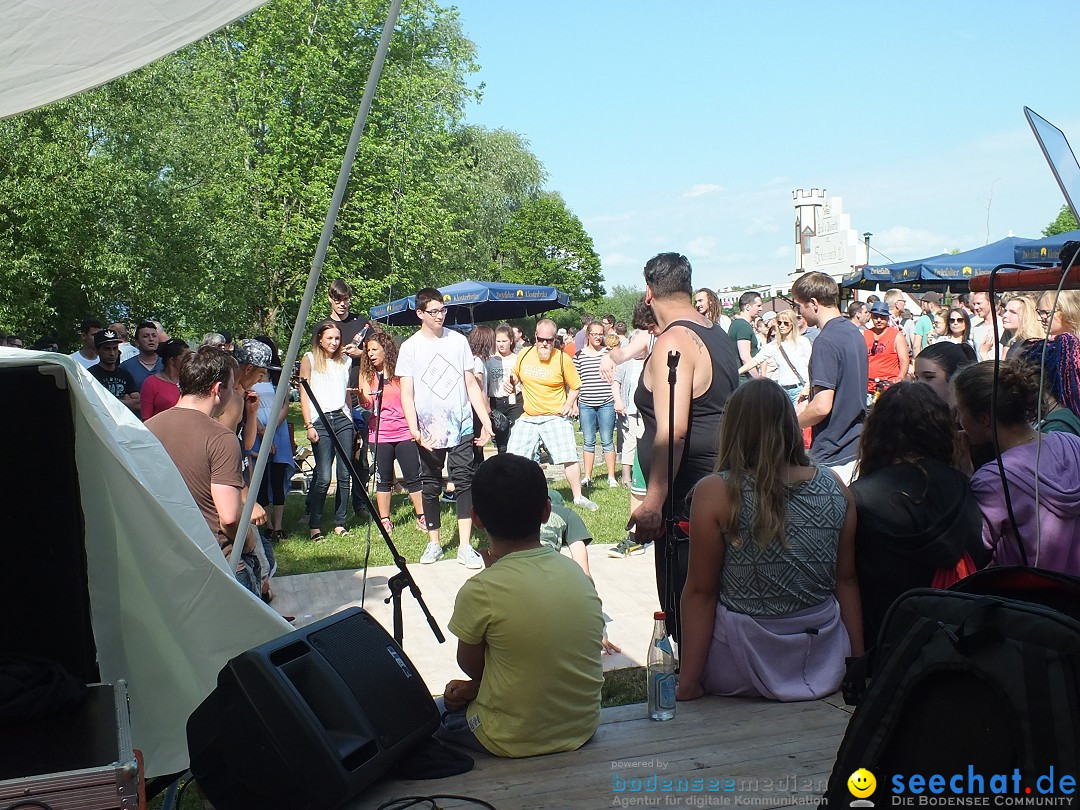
437, 454, 605, 757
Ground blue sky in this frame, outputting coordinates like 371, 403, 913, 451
449, 1, 1080, 292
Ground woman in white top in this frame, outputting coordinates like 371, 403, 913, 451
486, 324, 521, 453
737, 311, 811, 405
299, 320, 353, 541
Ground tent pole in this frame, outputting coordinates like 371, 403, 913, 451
230, 0, 404, 577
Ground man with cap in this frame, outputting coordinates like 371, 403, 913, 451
221, 339, 280, 457
88, 329, 140, 415
912, 291, 944, 356
120, 321, 162, 390
863, 300, 910, 398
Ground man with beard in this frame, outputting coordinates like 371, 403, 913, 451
506, 318, 598, 512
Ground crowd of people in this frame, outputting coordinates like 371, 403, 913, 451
12, 259, 1080, 761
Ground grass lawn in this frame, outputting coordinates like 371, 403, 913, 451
273, 405, 632, 576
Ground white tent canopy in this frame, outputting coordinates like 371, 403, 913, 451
0, 0, 267, 120
0, 349, 292, 775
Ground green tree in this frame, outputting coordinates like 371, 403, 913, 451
441, 126, 544, 277
595, 285, 643, 327
492, 192, 604, 304
1044, 204, 1079, 237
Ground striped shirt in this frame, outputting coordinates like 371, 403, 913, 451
573, 348, 614, 407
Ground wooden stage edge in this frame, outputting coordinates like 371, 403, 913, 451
356, 693, 854, 809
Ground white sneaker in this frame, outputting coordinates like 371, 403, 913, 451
580, 477, 591, 488
420, 542, 444, 564
457, 544, 483, 569
573, 495, 599, 512
607, 477, 619, 488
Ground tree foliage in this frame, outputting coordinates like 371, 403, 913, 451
491, 192, 605, 305
0, 0, 602, 349
1043, 204, 1079, 237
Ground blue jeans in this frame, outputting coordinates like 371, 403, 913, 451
579, 400, 616, 453
309, 410, 354, 530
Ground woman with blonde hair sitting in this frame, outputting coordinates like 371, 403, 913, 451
676, 379, 863, 703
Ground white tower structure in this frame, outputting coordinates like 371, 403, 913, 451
792, 188, 869, 280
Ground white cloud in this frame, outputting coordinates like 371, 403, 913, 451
601, 252, 637, 269
764, 176, 789, 187
872, 225, 956, 262
683, 183, 724, 198
746, 216, 779, 236
686, 236, 718, 258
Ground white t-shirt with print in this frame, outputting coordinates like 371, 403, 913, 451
397, 328, 474, 448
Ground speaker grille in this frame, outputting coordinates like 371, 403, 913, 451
309, 612, 435, 750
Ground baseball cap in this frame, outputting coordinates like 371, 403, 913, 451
762, 311, 777, 323
920, 292, 944, 304
233, 339, 281, 370
93, 329, 123, 349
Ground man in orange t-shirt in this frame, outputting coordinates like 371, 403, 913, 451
864, 301, 910, 395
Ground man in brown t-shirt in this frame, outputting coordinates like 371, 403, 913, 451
146, 346, 264, 594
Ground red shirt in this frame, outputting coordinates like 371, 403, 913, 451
865, 326, 901, 391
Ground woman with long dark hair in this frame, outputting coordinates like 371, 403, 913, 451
299, 320, 353, 541
676, 379, 863, 702
851, 383, 985, 644
942, 307, 973, 349
358, 331, 426, 534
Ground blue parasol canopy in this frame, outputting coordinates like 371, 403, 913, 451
370, 279, 571, 326
885, 237, 1034, 289
1014, 229, 1080, 265
841, 264, 896, 290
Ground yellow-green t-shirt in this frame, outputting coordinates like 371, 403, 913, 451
512, 347, 582, 417
447, 546, 604, 757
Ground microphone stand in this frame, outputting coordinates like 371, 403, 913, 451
665, 350, 681, 641
300, 378, 444, 647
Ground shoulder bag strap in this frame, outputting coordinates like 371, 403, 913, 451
776, 341, 805, 388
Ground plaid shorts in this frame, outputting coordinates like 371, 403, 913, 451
507, 415, 579, 465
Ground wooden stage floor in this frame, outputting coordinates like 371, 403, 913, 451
356, 693, 853, 809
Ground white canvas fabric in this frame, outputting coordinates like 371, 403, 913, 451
0, 0, 267, 119
0, 349, 291, 775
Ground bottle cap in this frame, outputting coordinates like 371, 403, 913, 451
653, 611, 666, 620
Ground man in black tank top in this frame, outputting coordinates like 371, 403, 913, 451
631, 253, 740, 633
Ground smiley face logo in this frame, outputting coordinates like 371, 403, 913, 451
848, 768, 877, 799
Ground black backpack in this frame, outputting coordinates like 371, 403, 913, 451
821, 567, 1080, 807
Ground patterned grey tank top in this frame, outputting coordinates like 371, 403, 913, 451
717, 466, 846, 617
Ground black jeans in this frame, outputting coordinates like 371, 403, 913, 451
417, 438, 476, 531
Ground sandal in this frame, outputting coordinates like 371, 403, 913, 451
333, 527, 348, 537
309, 532, 324, 542
270, 529, 284, 543
380, 516, 394, 533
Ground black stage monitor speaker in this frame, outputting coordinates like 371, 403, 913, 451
187, 608, 439, 810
